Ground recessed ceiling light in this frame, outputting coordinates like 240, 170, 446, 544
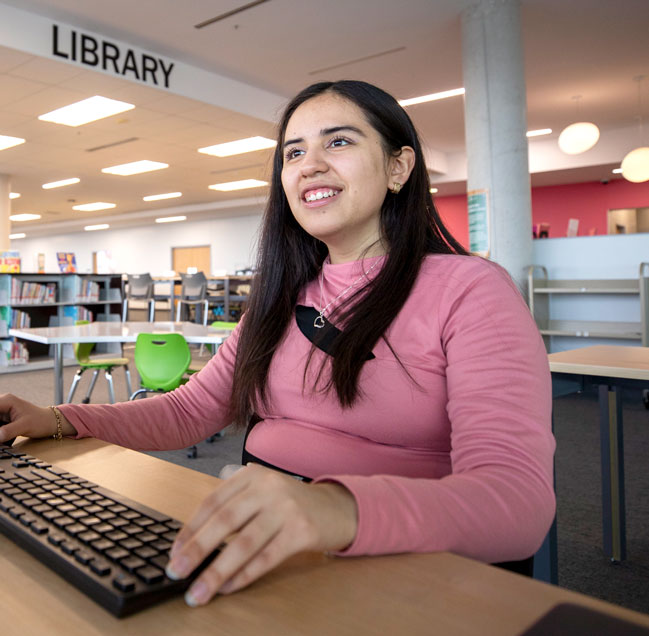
198, 136, 277, 157
72, 202, 116, 212
84, 224, 110, 231
42, 177, 80, 189
155, 215, 187, 223
612, 168, 623, 174
9, 233, 26, 239
429, 187, 439, 194
143, 192, 182, 202
9, 192, 20, 199
38, 96, 135, 127
208, 179, 269, 192
0, 135, 25, 151
526, 128, 553, 138
10, 213, 41, 221
398, 88, 465, 107
102, 160, 169, 176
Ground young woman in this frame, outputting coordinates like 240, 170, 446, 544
0, 80, 555, 608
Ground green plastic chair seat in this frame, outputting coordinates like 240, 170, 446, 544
133, 332, 192, 393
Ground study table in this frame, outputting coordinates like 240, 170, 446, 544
2, 436, 649, 636
548, 344, 649, 563
9, 321, 230, 405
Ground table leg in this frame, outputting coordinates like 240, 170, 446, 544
598, 384, 626, 561
169, 280, 175, 321
53, 343, 64, 405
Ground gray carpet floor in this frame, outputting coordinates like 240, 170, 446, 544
1, 349, 648, 615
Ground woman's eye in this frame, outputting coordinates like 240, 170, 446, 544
330, 136, 351, 148
284, 148, 304, 161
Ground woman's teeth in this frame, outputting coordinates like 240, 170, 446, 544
305, 190, 338, 202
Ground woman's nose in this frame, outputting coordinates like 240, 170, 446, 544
299, 149, 328, 177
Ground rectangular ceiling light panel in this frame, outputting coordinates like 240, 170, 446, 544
10, 213, 41, 221
155, 215, 187, 223
0, 135, 25, 151
208, 179, 268, 191
42, 177, 80, 189
84, 224, 110, 231
102, 160, 168, 176
39, 96, 135, 127
198, 136, 276, 157
143, 192, 182, 201
72, 202, 116, 212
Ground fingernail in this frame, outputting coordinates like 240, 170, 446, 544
185, 581, 208, 607
169, 539, 182, 558
165, 555, 189, 580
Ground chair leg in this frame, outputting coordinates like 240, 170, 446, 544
148, 299, 155, 322
123, 366, 133, 400
105, 369, 116, 404
67, 368, 84, 403
83, 370, 100, 404
122, 299, 128, 322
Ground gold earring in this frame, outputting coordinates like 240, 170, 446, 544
390, 182, 402, 194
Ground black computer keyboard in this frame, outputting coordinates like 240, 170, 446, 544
0, 444, 217, 618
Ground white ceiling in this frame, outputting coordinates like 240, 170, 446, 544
1, 0, 648, 237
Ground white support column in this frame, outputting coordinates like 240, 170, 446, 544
461, 0, 532, 292
0, 174, 10, 251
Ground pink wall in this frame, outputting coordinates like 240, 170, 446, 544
434, 179, 649, 249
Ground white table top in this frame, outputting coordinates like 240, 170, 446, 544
548, 345, 649, 381
9, 321, 230, 345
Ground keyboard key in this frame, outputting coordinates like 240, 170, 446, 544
120, 537, 144, 551
30, 521, 49, 535
106, 547, 130, 562
78, 530, 102, 544
112, 573, 136, 593
106, 530, 128, 542
91, 539, 116, 553
90, 559, 112, 577
60, 540, 79, 555
66, 523, 89, 537
75, 550, 94, 565
47, 532, 65, 546
120, 556, 146, 573
136, 565, 164, 585
134, 546, 158, 560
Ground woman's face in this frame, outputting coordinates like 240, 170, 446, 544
280, 93, 395, 263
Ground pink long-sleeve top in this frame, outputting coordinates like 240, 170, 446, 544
59, 254, 555, 563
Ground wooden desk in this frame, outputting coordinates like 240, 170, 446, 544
548, 345, 649, 562
9, 321, 230, 404
3, 437, 649, 635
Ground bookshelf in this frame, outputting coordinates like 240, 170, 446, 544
0, 273, 123, 371
527, 263, 649, 350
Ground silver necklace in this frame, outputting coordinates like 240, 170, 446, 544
314, 258, 382, 328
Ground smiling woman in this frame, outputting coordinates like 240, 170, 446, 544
0, 80, 555, 609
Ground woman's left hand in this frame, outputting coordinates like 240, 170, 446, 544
166, 463, 358, 606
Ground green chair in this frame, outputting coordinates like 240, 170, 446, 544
207, 320, 237, 355
66, 320, 132, 404
129, 333, 192, 400
130, 332, 208, 458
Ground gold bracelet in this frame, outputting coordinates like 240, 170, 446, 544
49, 406, 63, 442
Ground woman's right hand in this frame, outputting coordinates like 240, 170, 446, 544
0, 394, 76, 443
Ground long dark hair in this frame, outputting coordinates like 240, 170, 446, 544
229, 80, 467, 425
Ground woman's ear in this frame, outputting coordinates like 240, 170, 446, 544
389, 146, 416, 189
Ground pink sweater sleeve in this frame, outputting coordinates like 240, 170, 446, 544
316, 265, 555, 563
57, 326, 240, 450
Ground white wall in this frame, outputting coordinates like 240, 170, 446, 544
13, 213, 264, 275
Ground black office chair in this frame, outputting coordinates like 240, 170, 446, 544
122, 273, 155, 322
175, 272, 209, 325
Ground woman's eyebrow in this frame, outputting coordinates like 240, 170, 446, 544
283, 125, 366, 149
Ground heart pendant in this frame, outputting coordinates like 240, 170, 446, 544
313, 314, 325, 328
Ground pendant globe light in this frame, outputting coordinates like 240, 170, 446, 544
558, 95, 600, 155
621, 76, 649, 183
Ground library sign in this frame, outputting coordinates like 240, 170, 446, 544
51, 24, 175, 89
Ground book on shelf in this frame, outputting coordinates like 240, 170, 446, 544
0, 339, 29, 366
0, 251, 20, 273
57, 252, 77, 273
9, 280, 57, 305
